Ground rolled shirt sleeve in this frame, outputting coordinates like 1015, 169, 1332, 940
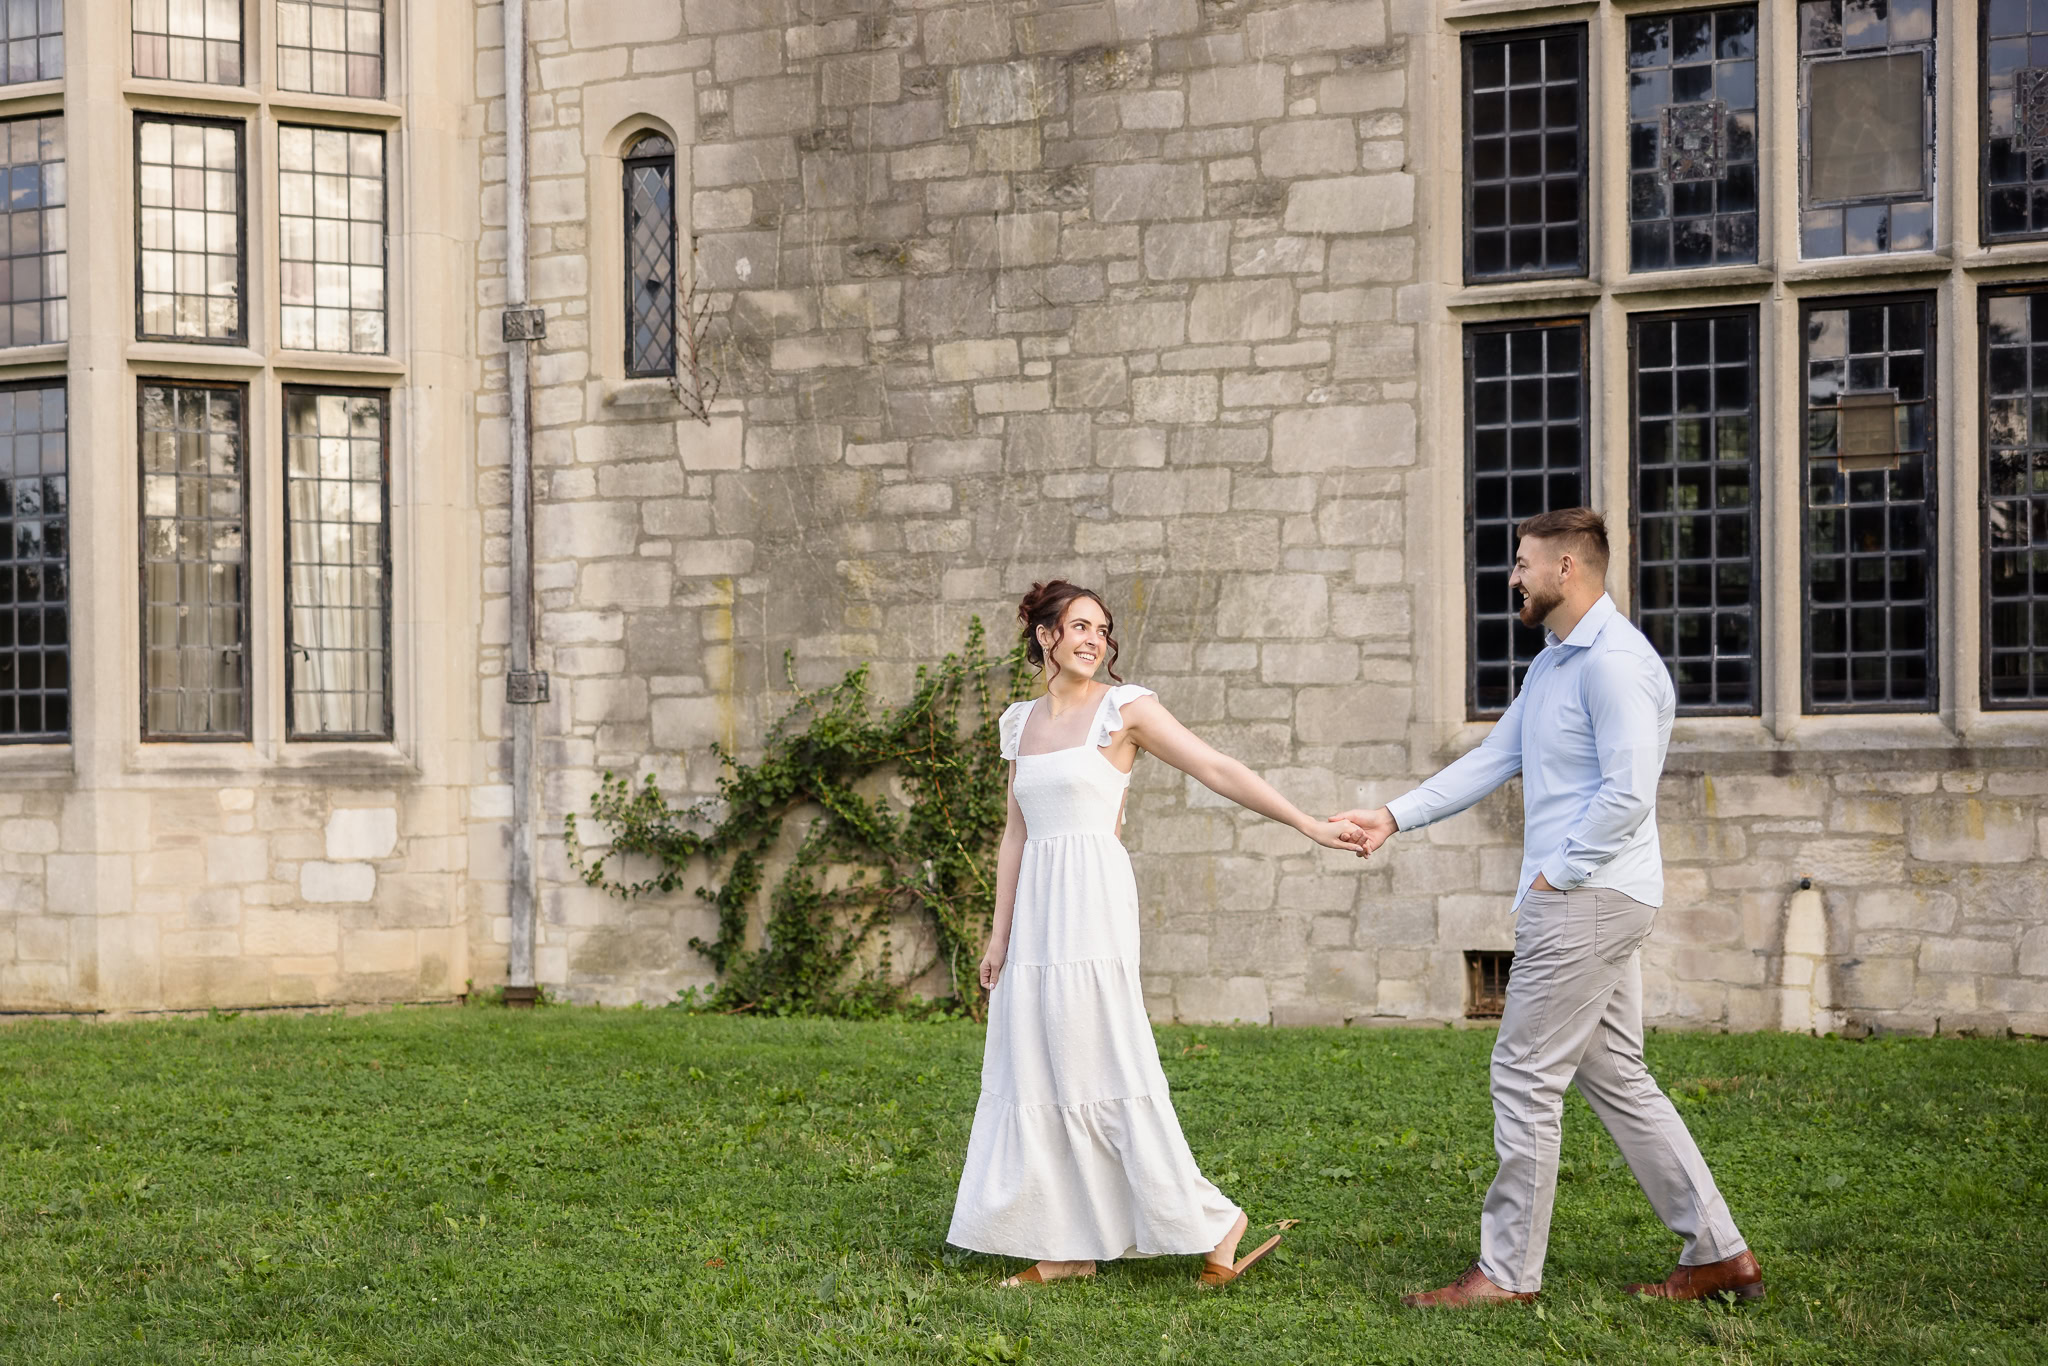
1539, 651, 1665, 890
1386, 687, 1526, 833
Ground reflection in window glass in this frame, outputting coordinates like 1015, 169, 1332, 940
1632, 312, 1758, 713
0, 383, 67, 741
1466, 320, 1587, 715
1463, 27, 1587, 281
1626, 7, 1758, 271
136, 117, 243, 342
1982, 291, 2048, 706
1802, 298, 1936, 710
1797, 0, 1935, 258
132, 0, 242, 85
1, 0, 62, 85
285, 389, 389, 739
277, 0, 382, 99
279, 126, 385, 354
140, 382, 247, 740
0, 115, 64, 348
624, 132, 676, 377
1985, 0, 2048, 241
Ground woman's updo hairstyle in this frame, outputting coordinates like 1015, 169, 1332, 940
1018, 580, 1122, 683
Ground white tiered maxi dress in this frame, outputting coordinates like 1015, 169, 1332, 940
947, 684, 1241, 1261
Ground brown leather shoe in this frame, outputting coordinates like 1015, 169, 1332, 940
1626, 1249, 1765, 1302
1400, 1261, 1538, 1309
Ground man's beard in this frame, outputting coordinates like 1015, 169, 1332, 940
1517, 583, 1564, 628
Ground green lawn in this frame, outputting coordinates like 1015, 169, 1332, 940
0, 1008, 2042, 1364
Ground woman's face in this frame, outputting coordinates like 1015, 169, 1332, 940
1038, 597, 1109, 681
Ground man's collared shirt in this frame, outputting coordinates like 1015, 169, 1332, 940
1386, 593, 1675, 913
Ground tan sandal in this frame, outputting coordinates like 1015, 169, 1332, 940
1198, 1233, 1282, 1287
998, 1261, 1095, 1288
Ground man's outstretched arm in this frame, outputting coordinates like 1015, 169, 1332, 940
1332, 686, 1528, 852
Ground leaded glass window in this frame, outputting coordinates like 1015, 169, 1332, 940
277, 0, 382, 99
1631, 311, 1758, 713
285, 389, 389, 739
1466, 319, 1587, 715
624, 132, 676, 377
1463, 27, 1587, 282
1626, 7, 1758, 271
0, 382, 66, 741
140, 382, 247, 740
1802, 297, 1936, 711
1983, 289, 2048, 706
132, 0, 242, 85
1797, 0, 1934, 258
1985, 0, 2048, 241
0, 114, 65, 348
1, 0, 61, 85
136, 116, 244, 342
279, 125, 385, 354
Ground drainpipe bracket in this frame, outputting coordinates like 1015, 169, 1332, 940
502, 307, 547, 341
506, 670, 551, 704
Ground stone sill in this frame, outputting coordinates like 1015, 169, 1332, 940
0, 743, 73, 781
126, 341, 266, 373
1960, 240, 2048, 274
0, 342, 67, 372
263, 93, 405, 128
122, 78, 264, 112
603, 378, 686, 411
1777, 250, 1952, 286
1446, 278, 1605, 313
273, 351, 407, 379
0, 79, 60, 113
1435, 714, 2048, 769
1443, 0, 1598, 26
1608, 265, 1776, 297
124, 740, 420, 781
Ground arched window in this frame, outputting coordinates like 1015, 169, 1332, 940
622, 131, 676, 377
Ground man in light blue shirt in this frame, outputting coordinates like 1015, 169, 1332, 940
1336, 508, 1761, 1308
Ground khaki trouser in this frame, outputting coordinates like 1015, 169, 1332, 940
1478, 886, 1748, 1293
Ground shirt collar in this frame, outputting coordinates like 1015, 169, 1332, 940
1543, 592, 1618, 650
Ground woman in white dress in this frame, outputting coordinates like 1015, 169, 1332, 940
948, 581, 1367, 1287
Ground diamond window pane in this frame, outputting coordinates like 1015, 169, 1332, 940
136, 116, 243, 342
0, 0, 60, 85
276, 0, 381, 98
1626, 7, 1758, 272
0, 114, 64, 348
1982, 290, 2048, 706
279, 125, 384, 354
1802, 299, 1937, 711
1632, 311, 1758, 713
1797, 1, 1934, 258
0, 382, 67, 741
285, 388, 389, 738
623, 133, 676, 377
140, 381, 246, 740
1466, 320, 1588, 715
1463, 27, 1587, 282
132, 0, 241, 84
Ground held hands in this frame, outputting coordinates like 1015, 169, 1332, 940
1303, 818, 1372, 854
1326, 806, 1398, 859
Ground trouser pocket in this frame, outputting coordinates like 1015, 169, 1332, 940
1590, 888, 1656, 964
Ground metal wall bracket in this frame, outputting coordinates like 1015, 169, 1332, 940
2019, 68, 2048, 155
506, 670, 551, 704
1661, 100, 1727, 183
502, 307, 547, 342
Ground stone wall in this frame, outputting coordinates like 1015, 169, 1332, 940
456, 0, 2048, 1038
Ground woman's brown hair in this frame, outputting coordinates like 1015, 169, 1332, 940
1018, 580, 1122, 683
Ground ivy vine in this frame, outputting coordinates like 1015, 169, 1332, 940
566, 619, 1028, 1019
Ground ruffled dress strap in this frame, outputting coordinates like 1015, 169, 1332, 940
1091, 683, 1156, 749
997, 698, 1035, 760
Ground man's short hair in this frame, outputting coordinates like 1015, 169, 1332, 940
1516, 507, 1609, 574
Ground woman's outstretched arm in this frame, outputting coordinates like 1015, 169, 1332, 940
979, 769, 1027, 990
1117, 695, 1366, 854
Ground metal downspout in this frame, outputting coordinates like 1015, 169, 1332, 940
501, 0, 546, 1007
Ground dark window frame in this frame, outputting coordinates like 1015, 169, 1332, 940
282, 384, 394, 742
137, 377, 251, 742
1982, 0, 2048, 244
1623, 4, 1762, 273
1464, 315, 1591, 719
132, 112, 248, 346
1795, 1, 1938, 258
0, 377, 69, 744
622, 130, 677, 379
1979, 283, 2048, 709
1797, 290, 1940, 715
1627, 305, 1763, 716
1461, 23, 1590, 285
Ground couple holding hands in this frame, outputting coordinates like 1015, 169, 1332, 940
946, 509, 1764, 1307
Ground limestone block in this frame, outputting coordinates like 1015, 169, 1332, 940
925, 8, 1011, 65
1091, 162, 1205, 222
1189, 279, 1294, 343
1918, 938, 2017, 976
1271, 405, 1416, 470
1258, 119, 1357, 177
1111, 468, 1230, 517
1673, 946, 1768, 987
1130, 375, 1219, 424
1165, 516, 1279, 570
1176, 975, 1271, 1024
933, 338, 1020, 382
949, 60, 1062, 127
1121, 90, 1185, 130
1172, 428, 1268, 467
1905, 799, 2035, 864
326, 808, 398, 861
1006, 413, 1094, 470
1072, 299, 1186, 353
744, 423, 842, 468
2021, 927, 2048, 977
243, 908, 341, 957
1828, 796, 1904, 834
1836, 956, 1914, 1009
1278, 873, 1358, 914
1329, 236, 1416, 283
1261, 642, 1359, 685
1215, 573, 1330, 638
1075, 520, 1162, 553
1231, 234, 1326, 276
1057, 357, 1131, 410
343, 928, 416, 976
1791, 838, 1903, 886
302, 862, 376, 904
580, 561, 673, 609
1319, 68, 1405, 113
1143, 221, 1231, 280
537, 499, 638, 560
713, 29, 781, 83
693, 138, 798, 190
974, 380, 1052, 414
206, 836, 270, 885
911, 438, 1002, 477
1703, 774, 1827, 818
822, 51, 899, 105
1187, 63, 1285, 125
573, 677, 651, 725
650, 696, 735, 751
1296, 684, 1409, 743
1331, 589, 1410, 638
1140, 812, 1236, 854
903, 275, 996, 340
1284, 174, 1415, 233
1247, 0, 1387, 55
0, 818, 57, 853
1142, 933, 1210, 975
1213, 856, 1280, 911
1437, 893, 1514, 950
